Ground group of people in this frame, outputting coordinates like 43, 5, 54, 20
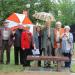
0, 20, 74, 69
0, 21, 33, 67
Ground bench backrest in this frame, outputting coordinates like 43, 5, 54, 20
27, 56, 69, 61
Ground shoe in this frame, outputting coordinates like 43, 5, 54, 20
6, 62, 10, 64
38, 64, 41, 67
15, 63, 19, 65
65, 67, 70, 72
44, 65, 50, 68
1, 62, 4, 64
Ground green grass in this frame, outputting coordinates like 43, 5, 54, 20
0, 64, 23, 72
4, 47, 14, 64
0, 47, 23, 72
71, 64, 75, 73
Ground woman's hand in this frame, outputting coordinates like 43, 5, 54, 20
71, 50, 74, 55
22, 48, 25, 50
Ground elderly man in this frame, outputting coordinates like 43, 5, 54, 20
1, 21, 13, 64
54, 21, 64, 56
41, 20, 54, 68
54, 21, 64, 71
0, 29, 2, 63
14, 25, 23, 65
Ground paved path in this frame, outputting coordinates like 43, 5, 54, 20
70, 73, 75, 75
0, 72, 70, 75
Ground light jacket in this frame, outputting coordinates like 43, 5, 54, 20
62, 32, 73, 53
54, 28, 64, 48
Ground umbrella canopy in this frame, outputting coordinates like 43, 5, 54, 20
33, 12, 55, 22
5, 12, 34, 34
6, 13, 32, 30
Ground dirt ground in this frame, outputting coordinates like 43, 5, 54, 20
0, 71, 70, 75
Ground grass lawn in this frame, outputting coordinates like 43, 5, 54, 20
0, 47, 23, 72
0, 46, 75, 72
71, 64, 75, 73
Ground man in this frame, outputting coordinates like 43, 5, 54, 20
41, 20, 54, 67
54, 21, 64, 71
54, 21, 64, 56
0, 29, 3, 63
1, 21, 13, 64
14, 25, 23, 65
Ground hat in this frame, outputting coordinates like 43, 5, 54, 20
64, 26, 70, 30
18, 25, 24, 29
24, 26, 30, 30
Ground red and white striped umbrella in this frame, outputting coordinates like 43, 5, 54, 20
6, 12, 32, 30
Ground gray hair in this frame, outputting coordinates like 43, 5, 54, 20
55, 21, 62, 26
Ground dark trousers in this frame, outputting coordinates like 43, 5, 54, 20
22, 49, 32, 67
63, 53, 71, 68
51, 48, 55, 56
38, 49, 42, 66
0, 48, 2, 63
1, 40, 10, 64
51, 47, 55, 64
14, 47, 23, 65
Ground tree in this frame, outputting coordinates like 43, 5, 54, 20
55, 0, 75, 25
0, 0, 75, 26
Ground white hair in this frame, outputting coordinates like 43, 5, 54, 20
64, 26, 70, 30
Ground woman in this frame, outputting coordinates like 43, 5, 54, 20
21, 26, 33, 67
62, 26, 73, 68
33, 26, 42, 67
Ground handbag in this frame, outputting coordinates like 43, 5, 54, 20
32, 49, 40, 56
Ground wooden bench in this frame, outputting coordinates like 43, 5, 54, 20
27, 56, 69, 71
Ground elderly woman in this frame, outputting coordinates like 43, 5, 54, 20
21, 26, 33, 67
62, 26, 73, 68
33, 26, 42, 67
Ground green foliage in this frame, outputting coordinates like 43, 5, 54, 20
0, 0, 75, 26
56, 0, 75, 25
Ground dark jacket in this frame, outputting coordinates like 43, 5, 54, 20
14, 29, 23, 47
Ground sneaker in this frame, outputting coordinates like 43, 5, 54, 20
65, 67, 70, 72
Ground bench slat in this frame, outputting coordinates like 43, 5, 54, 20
27, 56, 69, 61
